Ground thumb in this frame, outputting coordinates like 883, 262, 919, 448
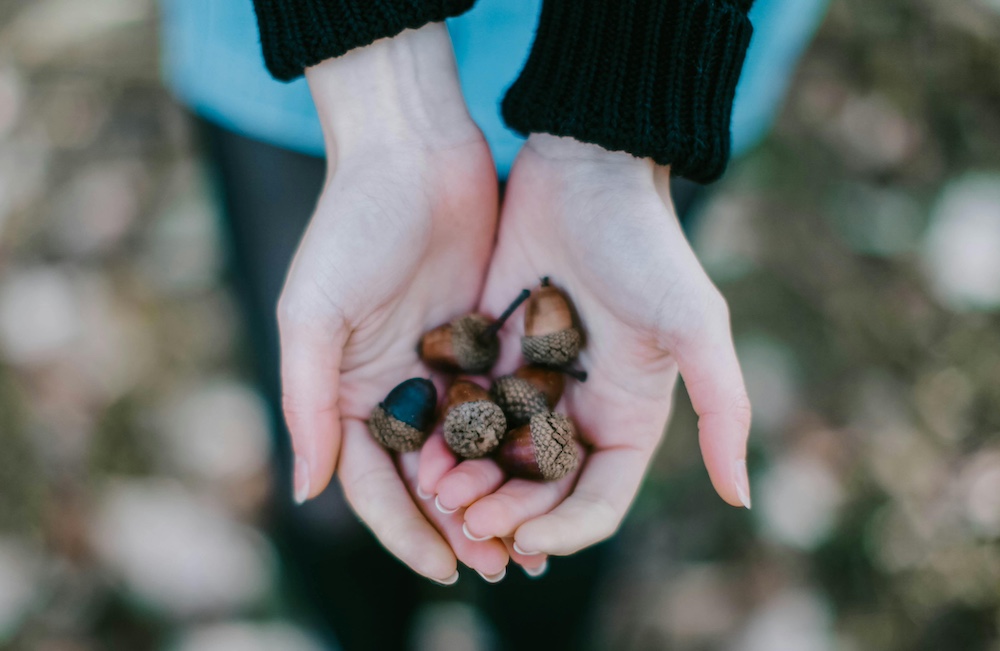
278, 313, 348, 503
674, 298, 752, 509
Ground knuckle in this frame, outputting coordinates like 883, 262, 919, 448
732, 391, 753, 431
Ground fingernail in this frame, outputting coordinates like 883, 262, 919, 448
294, 456, 310, 505
513, 542, 540, 556
432, 571, 460, 586
477, 567, 507, 583
462, 523, 492, 542
435, 496, 458, 515
524, 560, 548, 578
416, 486, 432, 500
734, 459, 752, 510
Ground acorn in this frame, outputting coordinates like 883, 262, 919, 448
522, 278, 581, 366
495, 412, 580, 481
443, 380, 507, 459
490, 365, 590, 428
490, 366, 567, 429
419, 289, 530, 374
368, 378, 438, 453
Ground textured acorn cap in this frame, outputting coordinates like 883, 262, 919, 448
451, 314, 500, 374
369, 404, 427, 453
528, 412, 579, 481
490, 376, 549, 429
443, 400, 506, 459
522, 327, 582, 366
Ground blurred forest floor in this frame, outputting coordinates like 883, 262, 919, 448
0, 0, 999, 650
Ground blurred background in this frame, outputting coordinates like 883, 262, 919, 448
0, 0, 999, 649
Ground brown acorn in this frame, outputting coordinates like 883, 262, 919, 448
419, 290, 531, 375
522, 278, 581, 366
368, 378, 438, 453
443, 380, 507, 459
490, 366, 567, 429
495, 412, 580, 481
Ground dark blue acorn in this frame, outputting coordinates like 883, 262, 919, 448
368, 378, 438, 452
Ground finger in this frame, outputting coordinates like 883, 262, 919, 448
503, 538, 549, 578
278, 317, 348, 502
513, 444, 653, 556
435, 458, 506, 512
416, 430, 457, 499
399, 452, 510, 580
674, 300, 752, 509
339, 418, 458, 583
463, 474, 576, 540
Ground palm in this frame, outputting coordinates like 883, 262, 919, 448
279, 138, 512, 580
424, 137, 752, 558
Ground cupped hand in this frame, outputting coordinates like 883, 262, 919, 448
421, 134, 753, 558
278, 25, 509, 583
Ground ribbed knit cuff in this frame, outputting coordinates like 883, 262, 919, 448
502, 0, 754, 183
252, 0, 476, 81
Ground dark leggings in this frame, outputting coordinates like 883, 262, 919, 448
200, 119, 702, 651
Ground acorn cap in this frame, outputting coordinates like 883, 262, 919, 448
443, 400, 507, 459
522, 328, 582, 366
490, 375, 550, 429
450, 314, 500, 374
496, 412, 579, 481
367, 378, 437, 453
369, 405, 427, 453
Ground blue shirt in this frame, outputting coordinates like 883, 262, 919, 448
161, 0, 828, 178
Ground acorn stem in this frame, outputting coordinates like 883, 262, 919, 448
540, 277, 550, 287
481, 289, 531, 341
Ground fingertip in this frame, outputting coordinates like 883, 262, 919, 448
293, 455, 311, 504
523, 559, 548, 578
463, 522, 492, 542
475, 545, 510, 578
511, 540, 542, 557
301, 434, 339, 502
435, 495, 459, 515
463, 496, 511, 540
512, 519, 553, 556
699, 425, 751, 509
416, 545, 459, 584
461, 536, 510, 578
734, 458, 752, 509
432, 570, 460, 587
506, 537, 548, 576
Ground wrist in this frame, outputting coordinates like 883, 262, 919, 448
306, 23, 480, 158
526, 134, 655, 172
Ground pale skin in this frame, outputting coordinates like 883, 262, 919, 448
281, 24, 751, 584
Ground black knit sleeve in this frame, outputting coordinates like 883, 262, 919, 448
252, 0, 476, 81
502, 0, 755, 183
